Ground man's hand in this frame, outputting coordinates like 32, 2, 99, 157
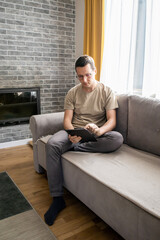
85, 123, 102, 136
68, 135, 82, 143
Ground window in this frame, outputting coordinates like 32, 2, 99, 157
101, 0, 160, 99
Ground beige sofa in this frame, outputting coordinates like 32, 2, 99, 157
30, 94, 160, 240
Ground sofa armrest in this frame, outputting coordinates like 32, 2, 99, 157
29, 112, 64, 173
30, 112, 64, 143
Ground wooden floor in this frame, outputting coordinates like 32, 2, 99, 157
0, 144, 124, 240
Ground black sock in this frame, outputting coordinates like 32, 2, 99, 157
44, 196, 66, 226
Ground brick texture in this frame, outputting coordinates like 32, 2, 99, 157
0, 0, 75, 143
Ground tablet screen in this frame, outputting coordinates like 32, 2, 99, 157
66, 128, 97, 142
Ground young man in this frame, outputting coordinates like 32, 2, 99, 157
44, 55, 123, 226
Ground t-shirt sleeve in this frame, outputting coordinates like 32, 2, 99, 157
105, 87, 118, 111
64, 89, 75, 110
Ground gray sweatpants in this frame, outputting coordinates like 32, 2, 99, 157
46, 130, 123, 197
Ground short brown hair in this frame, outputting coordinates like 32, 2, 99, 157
75, 55, 95, 71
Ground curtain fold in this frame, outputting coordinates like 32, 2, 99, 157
100, 0, 138, 93
83, 0, 105, 81
142, 0, 160, 98
101, 0, 160, 99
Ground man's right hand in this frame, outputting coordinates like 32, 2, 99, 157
68, 134, 82, 144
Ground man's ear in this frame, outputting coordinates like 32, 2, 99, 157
94, 67, 97, 75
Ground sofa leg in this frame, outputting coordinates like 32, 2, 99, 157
32, 144, 45, 174
34, 163, 45, 174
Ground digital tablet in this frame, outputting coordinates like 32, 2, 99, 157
66, 128, 97, 142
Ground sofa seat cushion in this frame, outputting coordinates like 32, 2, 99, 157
62, 144, 160, 219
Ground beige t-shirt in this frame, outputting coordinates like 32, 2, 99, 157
64, 81, 118, 128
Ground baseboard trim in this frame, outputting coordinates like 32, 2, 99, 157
0, 138, 32, 149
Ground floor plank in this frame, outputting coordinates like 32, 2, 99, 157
0, 144, 124, 240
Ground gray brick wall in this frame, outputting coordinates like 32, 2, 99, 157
0, 0, 75, 143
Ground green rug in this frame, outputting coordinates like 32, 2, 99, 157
0, 172, 57, 240
0, 172, 32, 220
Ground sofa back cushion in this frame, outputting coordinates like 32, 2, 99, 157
115, 94, 128, 143
127, 95, 160, 156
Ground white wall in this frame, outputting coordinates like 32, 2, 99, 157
75, 0, 85, 60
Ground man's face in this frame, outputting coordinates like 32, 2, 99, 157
76, 64, 96, 89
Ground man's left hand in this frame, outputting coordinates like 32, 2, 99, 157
85, 123, 102, 136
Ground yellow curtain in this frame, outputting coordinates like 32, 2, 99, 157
83, 0, 105, 81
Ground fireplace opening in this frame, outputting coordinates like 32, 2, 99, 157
0, 87, 40, 127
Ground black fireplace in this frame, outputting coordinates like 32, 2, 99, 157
0, 87, 40, 126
